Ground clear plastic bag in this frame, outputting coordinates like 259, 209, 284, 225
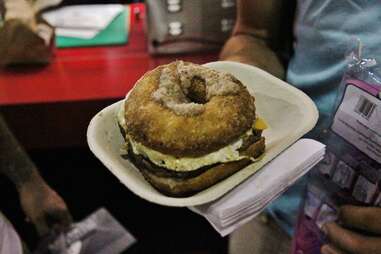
33, 208, 136, 254
291, 46, 381, 254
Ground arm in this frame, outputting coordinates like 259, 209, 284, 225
0, 113, 41, 189
0, 114, 71, 236
220, 0, 285, 79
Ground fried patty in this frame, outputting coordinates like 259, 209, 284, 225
125, 130, 263, 179
127, 137, 265, 197
124, 62, 257, 157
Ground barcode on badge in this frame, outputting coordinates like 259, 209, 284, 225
354, 95, 376, 120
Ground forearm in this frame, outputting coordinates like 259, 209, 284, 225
0, 114, 43, 191
220, 34, 285, 79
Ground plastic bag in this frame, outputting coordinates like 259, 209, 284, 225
291, 46, 381, 254
33, 208, 136, 254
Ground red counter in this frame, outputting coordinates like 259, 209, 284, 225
0, 4, 218, 149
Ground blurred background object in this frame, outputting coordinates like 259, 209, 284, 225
42, 4, 129, 48
0, 0, 58, 66
146, 0, 236, 54
60, 0, 140, 4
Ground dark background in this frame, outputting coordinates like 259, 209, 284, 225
0, 147, 228, 253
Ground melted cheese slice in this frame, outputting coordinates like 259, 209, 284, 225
127, 131, 252, 172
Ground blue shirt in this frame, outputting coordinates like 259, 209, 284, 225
267, 0, 381, 235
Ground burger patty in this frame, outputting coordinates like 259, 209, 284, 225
120, 121, 263, 176
239, 129, 262, 152
126, 134, 265, 180
129, 137, 265, 197
127, 151, 212, 179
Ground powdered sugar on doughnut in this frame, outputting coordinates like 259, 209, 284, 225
152, 61, 241, 116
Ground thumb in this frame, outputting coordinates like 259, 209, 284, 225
34, 209, 72, 236
34, 216, 50, 237
45, 208, 73, 233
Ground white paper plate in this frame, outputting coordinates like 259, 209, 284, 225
87, 61, 318, 207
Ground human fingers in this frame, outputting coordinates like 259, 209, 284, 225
323, 222, 381, 254
321, 244, 347, 254
340, 205, 381, 235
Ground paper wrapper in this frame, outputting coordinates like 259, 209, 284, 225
33, 208, 136, 254
189, 139, 326, 237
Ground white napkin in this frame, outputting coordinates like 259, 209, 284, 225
42, 4, 124, 39
34, 0, 63, 13
189, 138, 325, 237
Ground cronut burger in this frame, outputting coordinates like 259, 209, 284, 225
117, 61, 267, 197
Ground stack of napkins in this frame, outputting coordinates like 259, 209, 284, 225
190, 139, 325, 237
42, 4, 129, 47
